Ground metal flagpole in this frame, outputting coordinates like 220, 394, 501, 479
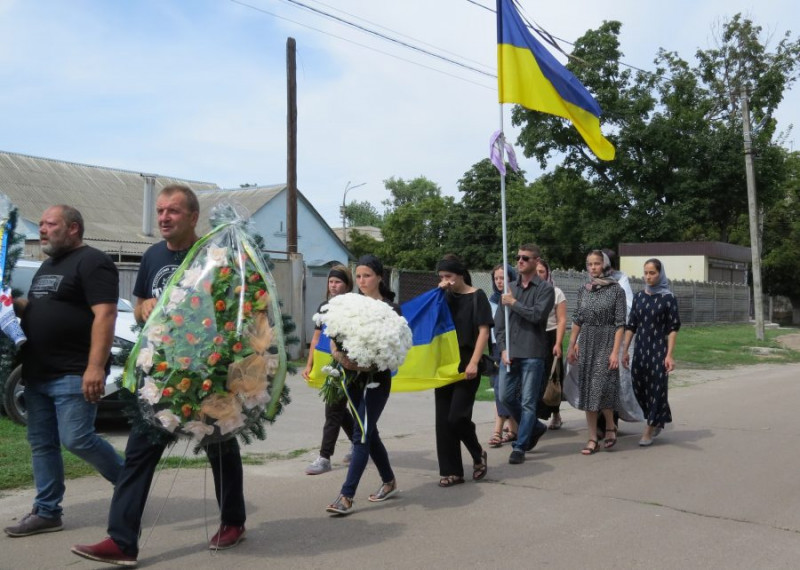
498, 104, 511, 371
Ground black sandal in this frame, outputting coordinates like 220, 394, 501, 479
581, 439, 599, 455
438, 475, 465, 488
603, 428, 618, 449
473, 450, 488, 481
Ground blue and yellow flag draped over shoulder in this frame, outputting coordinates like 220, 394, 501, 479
496, 0, 615, 161
307, 289, 463, 391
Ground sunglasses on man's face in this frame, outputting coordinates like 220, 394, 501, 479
516, 255, 535, 262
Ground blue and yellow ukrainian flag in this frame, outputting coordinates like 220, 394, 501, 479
307, 288, 463, 391
0, 217, 11, 287
497, 0, 615, 161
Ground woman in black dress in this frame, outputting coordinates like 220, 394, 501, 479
435, 255, 493, 487
622, 259, 681, 446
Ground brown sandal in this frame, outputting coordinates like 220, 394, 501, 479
438, 475, 465, 488
473, 450, 488, 481
604, 428, 618, 449
581, 439, 599, 455
488, 432, 503, 448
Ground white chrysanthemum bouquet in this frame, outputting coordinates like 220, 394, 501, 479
313, 292, 412, 405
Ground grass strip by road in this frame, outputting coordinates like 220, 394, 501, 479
0, 417, 313, 491
0, 419, 102, 490
475, 324, 799, 402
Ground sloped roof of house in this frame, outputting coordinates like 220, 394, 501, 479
195, 185, 284, 236
197, 184, 352, 260
0, 151, 351, 260
0, 150, 220, 255
332, 225, 384, 243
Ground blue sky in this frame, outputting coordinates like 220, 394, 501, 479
1, 0, 797, 227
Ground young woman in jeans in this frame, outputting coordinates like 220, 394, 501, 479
326, 255, 399, 515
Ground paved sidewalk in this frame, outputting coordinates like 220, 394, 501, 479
2, 363, 800, 569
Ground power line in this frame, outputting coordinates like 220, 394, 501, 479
229, 0, 495, 90
274, 0, 496, 78
301, 0, 494, 73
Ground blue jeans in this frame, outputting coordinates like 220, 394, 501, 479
25, 375, 123, 519
340, 372, 394, 498
498, 358, 545, 452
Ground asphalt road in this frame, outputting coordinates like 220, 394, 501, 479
2, 361, 800, 569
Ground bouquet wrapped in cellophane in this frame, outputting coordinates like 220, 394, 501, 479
123, 204, 287, 445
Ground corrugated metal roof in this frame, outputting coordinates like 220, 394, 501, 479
195, 185, 284, 236
0, 150, 220, 255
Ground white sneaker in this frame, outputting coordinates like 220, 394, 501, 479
305, 456, 332, 475
343, 445, 354, 464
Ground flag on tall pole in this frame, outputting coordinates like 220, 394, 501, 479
497, 0, 615, 161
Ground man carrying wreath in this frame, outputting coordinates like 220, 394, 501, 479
73, 185, 247, 566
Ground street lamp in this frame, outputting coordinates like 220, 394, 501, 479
341, 181, 366, 245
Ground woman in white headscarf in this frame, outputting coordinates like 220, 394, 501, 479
622, 258, 681, 446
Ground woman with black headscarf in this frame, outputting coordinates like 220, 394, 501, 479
622, 258, 681, 446
566, 250, 626, 455
434, 254, 493, 487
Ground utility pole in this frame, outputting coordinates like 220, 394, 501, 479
741, 86, 765, 341
286, 37, 298, 254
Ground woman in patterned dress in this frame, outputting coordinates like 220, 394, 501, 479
622, 259, 681, 446
566, 251, 627, 455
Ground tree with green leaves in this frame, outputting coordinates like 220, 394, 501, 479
344, 229, 384, 261
762, 150, 800, 323
382, 176, 443, 210
512, 15, 800, 254
378, 176, 456, 269
446, 158, 526, 270
342, 200, 383, 228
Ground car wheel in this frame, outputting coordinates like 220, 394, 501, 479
3, 365, 27, 426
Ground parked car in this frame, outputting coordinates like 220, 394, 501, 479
1, 259, 138, 425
